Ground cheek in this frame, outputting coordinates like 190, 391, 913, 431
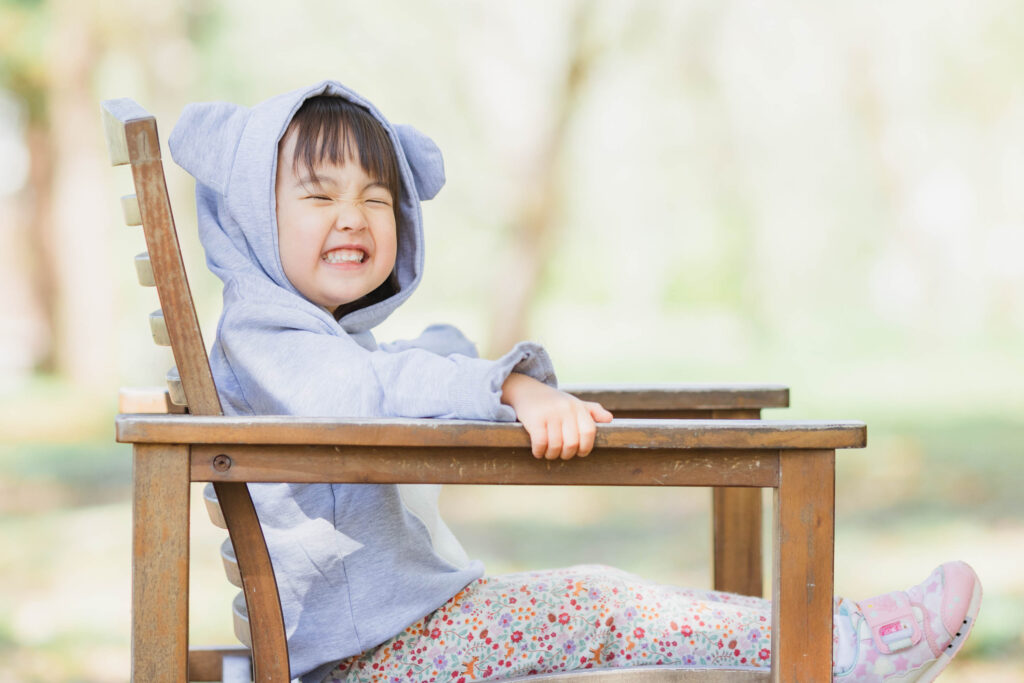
377, 221, 399, 271
383, 235, 398, 265
277, 241, 302, 290
278, 207, 318, 255
276, 219, 312, 285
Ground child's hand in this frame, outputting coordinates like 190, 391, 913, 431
501, 373, 614, 459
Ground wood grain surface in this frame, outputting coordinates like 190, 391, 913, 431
116, 415, 866, 450
131, 444, 190, 682
190, 444, 782, 486
124, 115, 221, 416
562, 383, 789, 410
772, 450, 836, 682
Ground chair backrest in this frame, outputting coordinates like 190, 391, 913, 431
102, 98, 290, 681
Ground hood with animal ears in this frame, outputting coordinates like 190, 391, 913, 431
168, 80, 446, 333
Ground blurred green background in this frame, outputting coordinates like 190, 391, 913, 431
1, 0, 1022, 681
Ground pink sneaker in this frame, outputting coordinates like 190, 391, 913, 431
836, 561, 982, 682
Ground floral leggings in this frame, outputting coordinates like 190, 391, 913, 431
322, 565, 823, 682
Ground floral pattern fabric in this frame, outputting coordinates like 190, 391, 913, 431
322, 565, 780, 682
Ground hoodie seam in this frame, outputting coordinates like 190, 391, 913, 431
334, 484, 364, 653
218, 110, 251, 199
396, 485, 439, 555
215, 300, 258, 416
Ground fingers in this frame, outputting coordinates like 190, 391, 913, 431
523, 419, 546, 458
529, 416, 583, 460
560, 417, 580, 460
520, 398, 612, 460
558, 404, 600, 460
545, 419, 563, 460
573, 402, 608, 458
577, 404, 597, 457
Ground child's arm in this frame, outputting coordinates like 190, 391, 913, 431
219, 300, 557, 423
378, 324, 478, 358
501, 373, 613, 460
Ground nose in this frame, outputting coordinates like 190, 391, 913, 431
332, 200, 368, 232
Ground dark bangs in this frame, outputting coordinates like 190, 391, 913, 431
288, 95, 401, 203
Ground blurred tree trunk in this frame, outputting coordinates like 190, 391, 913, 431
1, 1, 59, 375
45, 0, 117, 389
485, 5, 602, 357
23, 123, 58, 374
0, 0, 113, 386
1, 0, 199, 388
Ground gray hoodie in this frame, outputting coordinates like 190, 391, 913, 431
168, 80, 556, 681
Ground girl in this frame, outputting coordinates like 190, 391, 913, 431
168, 81, 981, 683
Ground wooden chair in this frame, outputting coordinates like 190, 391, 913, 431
104, 98, 866, 683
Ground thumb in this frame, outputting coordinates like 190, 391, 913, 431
587, 402, 614, 423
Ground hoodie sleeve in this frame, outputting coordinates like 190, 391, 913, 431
220, 302, 556, 421
378, 324, 480, 358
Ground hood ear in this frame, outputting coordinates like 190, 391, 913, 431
168, 102, 252, 196
395, 124, 445, 200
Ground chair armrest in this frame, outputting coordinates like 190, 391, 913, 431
116, 414, 864, 487
561, 383, 789, 412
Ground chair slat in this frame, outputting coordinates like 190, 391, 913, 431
220, 537, 242, 588
149, 310, 170, 346
134, 252, 155, 287
166, 367, 186, 406
121, 194, 142, 226
232, 592, 253, 648
101, 98, 152, 166
203, 483, 226, 528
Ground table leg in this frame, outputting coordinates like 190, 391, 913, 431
711, 408, 764, 598
132, 444, 190, 682
712, 487, 764, 597
771, 449, 835, 683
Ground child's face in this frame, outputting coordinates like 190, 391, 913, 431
275, 127, 398, 311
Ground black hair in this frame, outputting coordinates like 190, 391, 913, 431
287, 95, 401, 204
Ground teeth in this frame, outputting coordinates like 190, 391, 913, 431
323, 249, 365, 264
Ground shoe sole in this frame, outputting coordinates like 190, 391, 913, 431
913, 571, 983, 683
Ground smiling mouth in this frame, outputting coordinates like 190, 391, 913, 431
323, 248, 366, 264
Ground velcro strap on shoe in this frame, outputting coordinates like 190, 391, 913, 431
858, 591, 922, 654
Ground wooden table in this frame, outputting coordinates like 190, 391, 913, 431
117, 415, 864, 683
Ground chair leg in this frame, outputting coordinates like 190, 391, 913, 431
132, 444, 191, 682
771, 450, 835, 683
712, 487, 763, 596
